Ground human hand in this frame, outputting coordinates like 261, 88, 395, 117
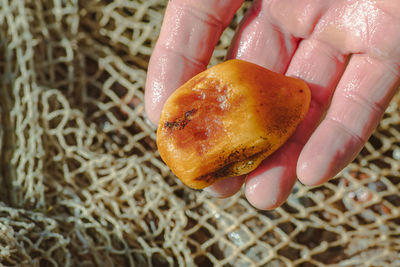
145, 0, 400, 210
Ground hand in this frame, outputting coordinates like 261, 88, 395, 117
145, 0, 400, 210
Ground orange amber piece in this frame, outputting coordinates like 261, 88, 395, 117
157, 59, 310, 189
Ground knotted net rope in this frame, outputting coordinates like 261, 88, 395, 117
0, 0, 399, 266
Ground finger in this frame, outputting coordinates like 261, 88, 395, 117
227, 0, 331, 73
207, 0, 306, 199
245, 39, 348, 210
145, 0, 244, 125
226, 0, 299, 73
218, 0, 334, 205
298, 54, 400, 186
245, 142, 301, 209
203, 175, 246, 198
204, 0, 300, 198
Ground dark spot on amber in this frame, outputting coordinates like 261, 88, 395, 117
166, 77, 235, 155
195, 146, 272, 182
299, 89, 303, 93
185, 109, 196, 119
165, 108, 197, 130
195, 164, 231, 182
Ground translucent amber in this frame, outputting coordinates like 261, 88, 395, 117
157, 59, 310, 189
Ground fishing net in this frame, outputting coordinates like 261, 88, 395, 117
0, 0, 399, 266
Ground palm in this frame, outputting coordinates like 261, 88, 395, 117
145, 0, 400, 210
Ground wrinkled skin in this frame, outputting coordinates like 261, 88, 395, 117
145, 0, 400, 210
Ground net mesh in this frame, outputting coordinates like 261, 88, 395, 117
0, 0, 399, 266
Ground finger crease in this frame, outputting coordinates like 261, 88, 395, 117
343, 91, 384, 116
326, 116, 366, 144
380, 60, 400, 79
158, 44, 207, 68
313, 38, 347, 62
367, 54, 400, 78
179, 3, 225, 29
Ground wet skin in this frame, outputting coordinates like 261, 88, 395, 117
145, 0, 400, 210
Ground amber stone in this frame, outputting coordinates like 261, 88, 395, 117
157, 59, 310, 189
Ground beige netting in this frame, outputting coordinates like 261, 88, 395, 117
0, 0, 399, 266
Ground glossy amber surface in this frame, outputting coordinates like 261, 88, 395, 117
157, 59, 310, 189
